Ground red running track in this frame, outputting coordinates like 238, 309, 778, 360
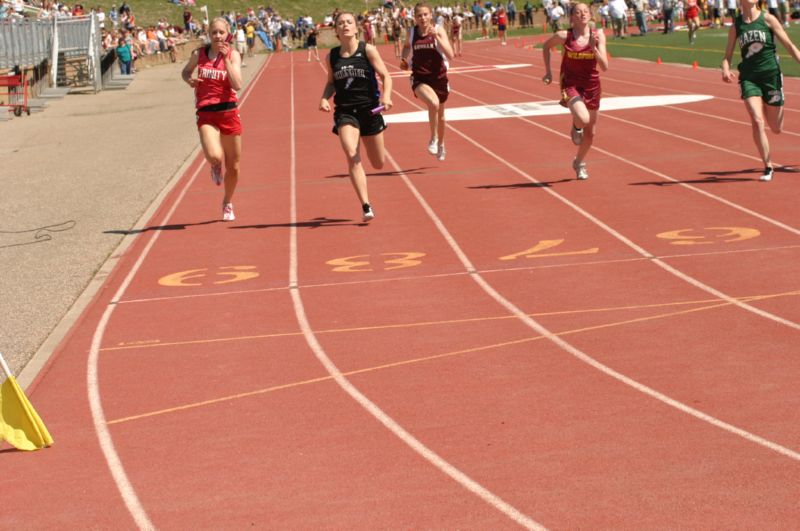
2, 40, 799, 529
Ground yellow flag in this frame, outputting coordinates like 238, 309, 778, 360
0, 365, 54, 451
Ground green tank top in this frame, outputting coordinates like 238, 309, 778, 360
735, 11, 780, 79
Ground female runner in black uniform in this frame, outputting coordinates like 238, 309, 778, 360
319, 12, 393, 222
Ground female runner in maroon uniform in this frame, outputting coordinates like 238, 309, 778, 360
181, 17, 243, 221
400, 2, 455, 161
542, 3, 608, 180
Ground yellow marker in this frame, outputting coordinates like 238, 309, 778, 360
657, 227, 760, 246
213, 265, 259, 285
500, 240, 599, 261
158, 268, 208, 287
327, 252, 426, 273
158, 266, 260, 287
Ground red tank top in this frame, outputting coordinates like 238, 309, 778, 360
411, 27, 448, 79
560, 28, 599, 88
194, 46, 238, 109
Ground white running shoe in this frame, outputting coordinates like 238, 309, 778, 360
437, 143, 446, 161
428, 138, 438, 155
362, 203, 375, 222
570, 125, 584, 146
759, 167, 774, 182
222, 202, 235, 221
211, 164, 223, 186
573, 159, 589, 180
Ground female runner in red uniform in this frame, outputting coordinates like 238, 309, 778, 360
686, 0, 701, 44
497, 6, 509, 46
542, 3, 608, 180
181, 17, 243, 221
400, 2, 455, 161
319, 12, 393, 222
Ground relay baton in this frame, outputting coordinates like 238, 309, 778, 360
213, 33, 234, 68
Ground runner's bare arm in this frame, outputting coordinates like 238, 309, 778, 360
766, 12, 800, 64
223, 49, 243, 91
593, 28, 608, 71
319, 52, 335, 112
181, 48, 200, 87
435, 25, 455, 60
366, 44, 394, 111
400, 29, 412, 69
721, 24, 737, 82
542, 31, 567, 84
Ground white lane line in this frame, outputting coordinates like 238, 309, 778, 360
464, 47, 800, 114
387, 86, 800, 461
448, 77, 800, 330
291, 53, 546, 531
87, 54, 274, 530
454, 62, 800, 238
289, 51, 545, 529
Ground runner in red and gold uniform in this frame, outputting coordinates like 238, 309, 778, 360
181, 17, 243, 221
400, 2, 455, 161
542, 3, 608, 180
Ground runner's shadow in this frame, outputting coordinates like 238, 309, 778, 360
103, 220, 221, 235
0, 447, 23, 454
468, 179, 572, 189
631, 166, 800, 186
230, 217, 355, 229
324, 167, 430, 179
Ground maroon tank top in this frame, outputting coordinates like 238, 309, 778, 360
410, 26, 448, 80
560, 28, 599, 88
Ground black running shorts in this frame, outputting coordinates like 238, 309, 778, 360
332, 105, 387, 137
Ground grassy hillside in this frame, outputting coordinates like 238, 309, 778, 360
109, 1, 800, 77
103, 0, 389, 28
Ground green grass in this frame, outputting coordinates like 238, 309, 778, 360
100, 0, 388, 30
603, 25, 800, 77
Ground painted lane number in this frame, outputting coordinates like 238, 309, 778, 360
656, 227, 760, 246
158, 265, 259, 287
327, 252, 426, 272
500, 239, 599, 261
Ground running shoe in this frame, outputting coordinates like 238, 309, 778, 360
362, 202, 375, 222
222, 202, 235, 221
428, 138, 438, 155
437, 143, 446, 161
572, 159, 589, 180
211, 164, 223, 186
759, 167, 774, 182
570, 125, 584, 146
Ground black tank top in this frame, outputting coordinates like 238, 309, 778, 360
330, 41, 380, 108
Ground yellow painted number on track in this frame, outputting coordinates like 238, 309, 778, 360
500, 239, 599, 261
382, 252, 426, 270
656, 227, 760, 246
327, 252, 426, 272
158, 266, 259, 287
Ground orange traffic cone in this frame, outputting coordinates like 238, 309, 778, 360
692, 60, 698, 69
657, 56, 662, 64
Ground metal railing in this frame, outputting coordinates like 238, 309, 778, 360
0, 18, 52, 70
0, 14, 102, 92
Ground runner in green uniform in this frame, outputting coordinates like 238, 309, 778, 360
722, 0, 800, 181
